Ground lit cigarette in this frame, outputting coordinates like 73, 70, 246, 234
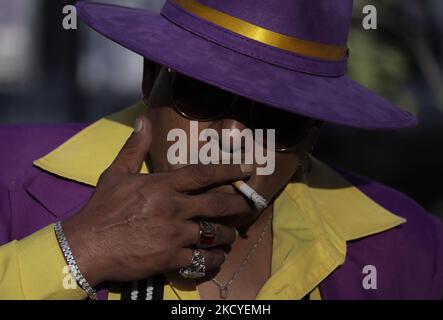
233, 180, 268, 211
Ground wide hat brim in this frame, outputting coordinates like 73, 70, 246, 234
77, 2, 417, 130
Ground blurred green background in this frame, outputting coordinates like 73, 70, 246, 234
317, 0, 443, 221
0, 0, 442, 220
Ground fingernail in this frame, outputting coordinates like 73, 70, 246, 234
240, 164, 255, 174
134, 117, 143, 133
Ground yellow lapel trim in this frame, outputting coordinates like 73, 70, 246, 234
33, 102, 149, 186
33, 102, 406, 300
256, 158, 406, 299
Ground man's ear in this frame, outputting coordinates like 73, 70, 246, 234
142, 59, 161, 98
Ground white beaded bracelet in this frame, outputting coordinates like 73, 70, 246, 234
54, 221, 98, 300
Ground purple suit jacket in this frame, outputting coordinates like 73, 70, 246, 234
1, 123, 442, 300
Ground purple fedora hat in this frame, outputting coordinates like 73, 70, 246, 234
76, 0, 417, 130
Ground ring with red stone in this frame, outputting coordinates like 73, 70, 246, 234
197, 221, 216, 248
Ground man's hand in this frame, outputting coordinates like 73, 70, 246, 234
61, 114, 253, 287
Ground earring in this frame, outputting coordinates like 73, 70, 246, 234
305, 144, 315, 173
305, 152, 312, 173
297, 152, 313, 174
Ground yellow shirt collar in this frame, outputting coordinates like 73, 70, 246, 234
33, 102, 406, 299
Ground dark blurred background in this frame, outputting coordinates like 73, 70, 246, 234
0, 0, 442, 221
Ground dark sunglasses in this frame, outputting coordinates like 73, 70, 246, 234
150, 68, 317, 152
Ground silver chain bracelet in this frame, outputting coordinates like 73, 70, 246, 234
54, 221, 97, 300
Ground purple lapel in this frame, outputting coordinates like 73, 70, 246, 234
10, 171, 93, 240
320, 168, 443, 299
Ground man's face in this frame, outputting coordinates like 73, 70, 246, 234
143, 65, 317, 228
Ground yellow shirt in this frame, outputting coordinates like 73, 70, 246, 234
0, 102, 406, 300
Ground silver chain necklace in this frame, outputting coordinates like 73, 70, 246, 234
211, 214, 272, 299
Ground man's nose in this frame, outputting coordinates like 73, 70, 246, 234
212, 116, 250, 154
224, 118, 247, 153
208, 98, 252, 153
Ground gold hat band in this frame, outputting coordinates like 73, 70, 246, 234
174, 0, 347, 61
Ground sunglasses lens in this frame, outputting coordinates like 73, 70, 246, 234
252, 103, 312, 150
172, 72, 236, 120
